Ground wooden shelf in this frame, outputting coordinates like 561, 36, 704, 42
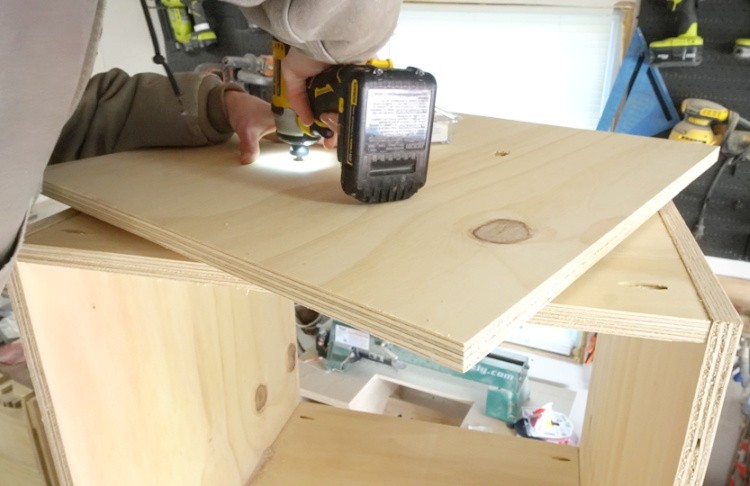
252, 401, 579, 486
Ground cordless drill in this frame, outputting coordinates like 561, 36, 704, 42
271, 40, 437, 203
649, 0, 703, 67
160, 0, 217, 52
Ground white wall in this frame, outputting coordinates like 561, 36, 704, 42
92, 2, 623, 131
380, 3, 623, 129
93, 1, 164, 75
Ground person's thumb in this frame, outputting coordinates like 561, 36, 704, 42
238, 129, 261, 165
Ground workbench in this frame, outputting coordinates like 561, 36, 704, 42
7, 114, 742, 485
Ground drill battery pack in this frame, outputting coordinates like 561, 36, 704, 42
307, 64, 437, 203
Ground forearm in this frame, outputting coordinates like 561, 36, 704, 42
230, 0, 403, 63
49, 68, 244, 164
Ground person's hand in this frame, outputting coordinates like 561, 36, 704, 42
318, 112, 339, 149
281, 47, 330, 126
224, 90, 276, 165
281, 47, 339, 149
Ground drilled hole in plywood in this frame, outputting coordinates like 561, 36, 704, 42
618, 281, 669, 291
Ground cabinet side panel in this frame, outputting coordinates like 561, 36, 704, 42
12, 262, 299, 486
580, 334, 705, 485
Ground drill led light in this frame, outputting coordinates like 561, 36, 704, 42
250, 148, 337, 175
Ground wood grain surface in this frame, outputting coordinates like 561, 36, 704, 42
42, 115, 718, 370
11, 262, 299, 486
533, 203, 711, 341
252, 401, 579, 486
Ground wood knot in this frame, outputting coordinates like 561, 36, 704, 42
255, 384, 268, 412
472, 219, 532, 244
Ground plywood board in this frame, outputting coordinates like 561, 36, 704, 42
579, 205, 743, 486
20, 204, 713, 345
252, 401, 579, 485
10, 262, 300, 486
534, 203, 711, 341
42, 115, 718, 370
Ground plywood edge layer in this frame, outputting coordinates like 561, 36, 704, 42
32, 211, 713, 351
41, 183, 475, 370
21, 209, 260, 288
18, 246, 253, 288
531, 303, 710, 343
658, 203, 744, 484
31, 196, 719, 372
251, 401, 579, 485
659, 204, 743, 325
7, 270, 74, 486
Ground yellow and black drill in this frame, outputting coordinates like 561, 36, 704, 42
271, 40, 437, 203
669, 98, 729, 144
160, 0, 217, 52
649, 0, 703, 67
668, 98, 750, 239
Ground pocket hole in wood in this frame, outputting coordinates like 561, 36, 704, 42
299, 415, 315, 421
552, 456, 572, 462
618, 281, 668, 291
287, 343, 297, 372
255, 384, 268, 412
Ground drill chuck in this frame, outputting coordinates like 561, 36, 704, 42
272, 106, 318, 160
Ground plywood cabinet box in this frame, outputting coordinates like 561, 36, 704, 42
10, 206, 739, 485
8, 114, 742, 485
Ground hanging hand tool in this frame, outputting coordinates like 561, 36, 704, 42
160, 0, 217, 52
735, 37, 750, 59
669, 98, 729, 144
669, 98, 750, 239
649, 0, 703, 67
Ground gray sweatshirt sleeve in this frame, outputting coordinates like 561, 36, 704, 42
48, 68, 244, 165
227, 0, 403, 63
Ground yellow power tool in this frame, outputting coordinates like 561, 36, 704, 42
649, 0, 703, 67
669, 98, 730, 145
160, 0, 217, 52
271, 40, 438, 203
668, 98, 750, 239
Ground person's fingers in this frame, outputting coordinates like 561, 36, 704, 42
280, 48, 330, 127
286, 80, 315, 127
320, 112, 339, 149
224, 90, 277, 164
237, 129, 260, 165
